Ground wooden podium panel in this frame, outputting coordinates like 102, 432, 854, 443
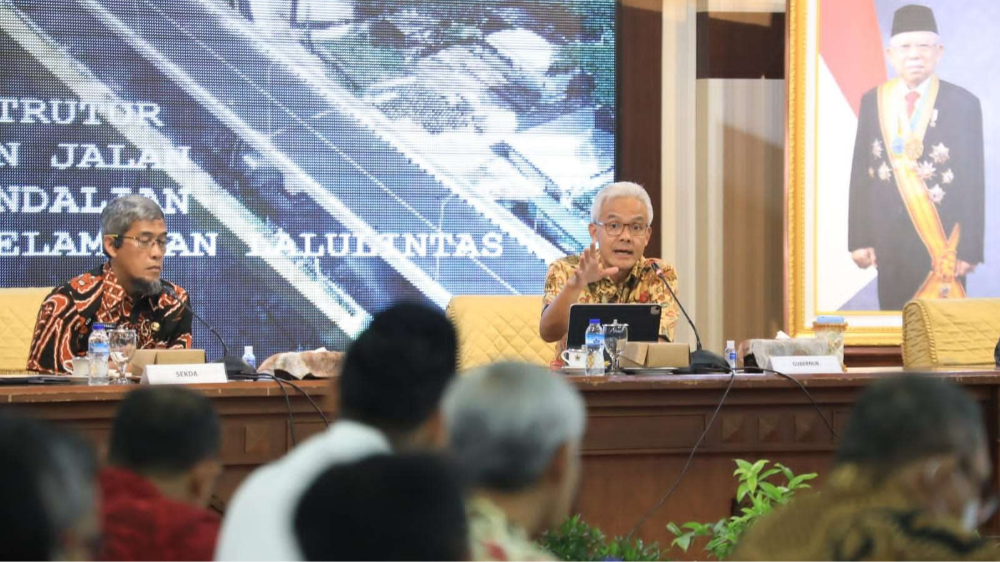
571, 369, 1000, 556
0, 381, 336, 504
3, 368, 998, 558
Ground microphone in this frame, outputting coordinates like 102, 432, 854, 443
649, 261, 731, 373
161, 284, 257, 377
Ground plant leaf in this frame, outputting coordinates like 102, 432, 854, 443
788, 473, 818, 488
736, 481, 750, 503
671, 534, 693, 552
758, 481, 782, 501
775, 462, 795, 481
758, 468, 781, 481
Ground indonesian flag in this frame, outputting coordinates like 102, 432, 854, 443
820, 0, 886, 116
814, 0, 888, 310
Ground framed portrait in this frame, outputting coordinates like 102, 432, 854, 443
786, 0, 1000, 344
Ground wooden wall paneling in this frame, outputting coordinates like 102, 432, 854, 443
618, 0, 664, 258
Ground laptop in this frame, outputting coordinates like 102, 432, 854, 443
566, 303, 663, 348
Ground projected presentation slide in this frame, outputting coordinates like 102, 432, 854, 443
0, 0, 616, 360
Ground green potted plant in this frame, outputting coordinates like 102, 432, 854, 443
666, 459, 817, 560
539, 514, 662, 561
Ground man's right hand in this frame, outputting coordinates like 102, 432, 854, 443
851, 247, 878, 269
572, 242, 619, 287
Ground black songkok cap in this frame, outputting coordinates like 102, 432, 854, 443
892, 4, 938, 36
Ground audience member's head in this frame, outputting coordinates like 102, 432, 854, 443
0, 413, 100, 561
443, 362, 586, 537
837, 374, 990, 529
108, 386, 222, 507
339, 301, 458, 449
294, 453, 469, 561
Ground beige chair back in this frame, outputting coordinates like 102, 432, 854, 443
445, 295, 557, 371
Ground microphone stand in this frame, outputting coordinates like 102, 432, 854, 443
162, 285, 257, 377
649, 262, 731, 373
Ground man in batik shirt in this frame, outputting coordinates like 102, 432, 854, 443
732, 375, 1000, 561
540, 181, 679, 361
28, 195, 192, 374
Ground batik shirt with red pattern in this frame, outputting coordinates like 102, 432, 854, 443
467, 497, 557, 561
98, 466, 220, 562
542, 255, 680, 359
27, 262, 193, 374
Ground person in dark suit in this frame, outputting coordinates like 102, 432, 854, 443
848, 4, 984, 311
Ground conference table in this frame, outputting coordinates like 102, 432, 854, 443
3, 368, 999, 558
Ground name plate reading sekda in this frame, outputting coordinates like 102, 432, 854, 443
766, 355, 843, 375
140, 363, 227, 385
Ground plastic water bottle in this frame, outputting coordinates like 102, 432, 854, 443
242, 346, 256, 369
725, 340, 737, 370
585, 319, 605, 376
87, 323, 110, 386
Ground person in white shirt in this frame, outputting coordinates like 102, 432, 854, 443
214, 302, 459, 561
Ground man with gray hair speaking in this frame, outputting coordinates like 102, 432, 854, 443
540, 181, 680, 362
28, 194, 192, 373
443, 362, 586, 561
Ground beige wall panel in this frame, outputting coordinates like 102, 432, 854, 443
661, 0, 698, 349
695, 80, 725, 353
700, 79, 785, 348
697, 0, 786, 12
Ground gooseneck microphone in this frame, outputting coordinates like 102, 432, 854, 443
648, 261, 731, 373
161, 284, 256, 376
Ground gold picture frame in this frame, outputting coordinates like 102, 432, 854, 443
785, 0, 902, 345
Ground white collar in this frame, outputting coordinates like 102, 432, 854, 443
896, 76, 933, 98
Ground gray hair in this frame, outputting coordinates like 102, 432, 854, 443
442, 362, 586, 492
41, 430, 97, 537
590, 181, 654, 224
101, 194, 164, 240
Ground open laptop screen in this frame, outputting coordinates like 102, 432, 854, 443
566, 304, 662, 348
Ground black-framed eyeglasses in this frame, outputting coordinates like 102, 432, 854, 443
111, 234, 168, 251
594, 220, 650, 237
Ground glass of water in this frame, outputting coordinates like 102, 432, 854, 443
603, 321, 629, 375
109, 329, 137, 385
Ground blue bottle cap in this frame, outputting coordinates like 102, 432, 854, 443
92, 323, 105, 330
589, 319, 600, 323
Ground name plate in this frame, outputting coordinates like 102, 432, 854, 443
767, 355, 843, 375
141, 363, 227, 385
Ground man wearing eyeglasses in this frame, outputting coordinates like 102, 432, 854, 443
848, 4, 984, 311
27, 195, 192, 374
539, 181, 679, 360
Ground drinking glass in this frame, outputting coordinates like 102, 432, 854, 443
109, 329, 137, 385
603, 322, 629, 375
